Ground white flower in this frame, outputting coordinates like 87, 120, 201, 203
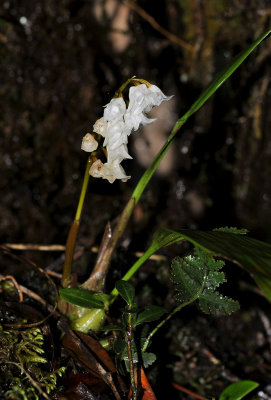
81, 133, 98, 152
89, 159, 104, 178
89, 159, 130, 183
93, 117, 108, 137
124, 111, 154, 131
103, 120, 128, 149
84, 83, 173, 184
107, 143, 132, 163
144, 84, 173, 112
103, 97, 126, 122
124, 84, 173, 131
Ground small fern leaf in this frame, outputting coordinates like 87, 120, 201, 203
199, 289, 240, 315
171, 256, 206, 303
194, 247, 224, 271
207, 270, 226, 288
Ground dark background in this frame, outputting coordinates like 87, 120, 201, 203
1, 1, 271, 398
1, 0, 271, 249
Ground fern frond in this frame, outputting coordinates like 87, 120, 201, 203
171, 255, 207, 303
171, 247, 240, 315
199, 288, 240, 314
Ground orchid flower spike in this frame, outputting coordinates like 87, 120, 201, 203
83, 82, 173, 183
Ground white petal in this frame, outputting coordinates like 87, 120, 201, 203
108, 144, 132, 163
103, 97, 126, 122
127, 84, 149, 115
89, 159, 130, 183
108, 161, 130, 182
81, 133, 98, 152
103, 120, 129, 148
93, 117, 108, 137
144, 85, 174, 112
124, 111, 154, 131
89, 159, 104, 178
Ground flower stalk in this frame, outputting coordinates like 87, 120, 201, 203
61, 156, 93, 289
69, 79, 173, 327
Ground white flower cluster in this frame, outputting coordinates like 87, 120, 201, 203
81, 83, 173, 183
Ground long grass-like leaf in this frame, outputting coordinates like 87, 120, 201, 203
120, 228, 271, 301
132, 30, 271, 204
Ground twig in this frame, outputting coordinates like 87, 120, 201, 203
0, 275, 23, 302
0, 274, 46, 307
46, 270, 62, 279
122, 0, 194, 52
2, 361, 51, 400
126, 305, 138, 400
172, 382, 207, 400
0, 246, 58, 328
58, 317, 123, 400
258, 309, 271, 349
4, 243, 166, 261
4, 243, 66, 251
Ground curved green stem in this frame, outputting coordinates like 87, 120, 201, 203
141, 302, 190, 353
142, 275, 207, 352
61, 156, 92, 288
75, 156, 93, 222
110, 246, 154, 300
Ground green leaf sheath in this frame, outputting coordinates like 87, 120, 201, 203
59, 288, 104, 309
115, 280, 135, 306
135, 305, 166, 326
219, 380, 259, 400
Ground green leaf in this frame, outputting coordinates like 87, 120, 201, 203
91, 293, 111, 303
219, 380, 259, 400
59, 288, 104, 309
213, 227, 248, 235
171, 250, 239, 314
170, 250, 239, 314
135, 305, 166, 326
172, 31, 271, 135
132, 30, 271, 204
171, 255, 207, 303
99, 325, 123, 332
115, 280, 135, 305
199, 289, 239, 315
132, 228, 271, 302
177, 230, 271, 300
142, 352, 156, 368
113, 338, 126, 356
207, 270, 226, 288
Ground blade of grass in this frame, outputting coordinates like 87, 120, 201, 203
132, 30, 271, 204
